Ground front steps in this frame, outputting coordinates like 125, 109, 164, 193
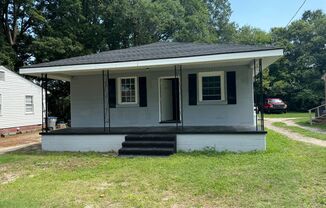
118, 134, 176, 156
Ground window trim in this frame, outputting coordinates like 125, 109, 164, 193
117, 77, 138, 105
198, 71, 225, 102
25, 95, 34, 114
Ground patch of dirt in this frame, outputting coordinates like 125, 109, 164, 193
0, 172, 20, 184
0, 131, 41, 148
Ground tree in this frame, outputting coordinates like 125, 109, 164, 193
0, 0, 45, 70
233, 25, 272, 45
269, 10, 326, 111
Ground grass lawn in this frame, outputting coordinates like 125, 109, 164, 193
273, 122, 326, 141
264, 111, 309, 118
0, 131, 326, 207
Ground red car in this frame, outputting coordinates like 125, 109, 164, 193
263, 98, 287, 113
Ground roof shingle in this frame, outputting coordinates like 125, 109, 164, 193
24, 42, 280, 68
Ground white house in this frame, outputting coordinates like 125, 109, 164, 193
20, 42, 283, 155
0, 66, 42, 136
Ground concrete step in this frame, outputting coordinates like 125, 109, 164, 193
122, 141, 175, 148
118, 147, 175, 156
125, 134, 176, 142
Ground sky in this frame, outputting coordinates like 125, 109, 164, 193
229, 0, 326, 31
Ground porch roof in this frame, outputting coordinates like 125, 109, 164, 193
20, 42, 283, 81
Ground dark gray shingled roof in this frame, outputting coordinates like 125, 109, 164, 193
24, 42, 281, 68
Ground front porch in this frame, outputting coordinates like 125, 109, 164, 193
41, 126, 265, 135
41, 126, 267, 154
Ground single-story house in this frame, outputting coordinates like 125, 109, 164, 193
20, 42, 283, 155
0, 66, 43, 136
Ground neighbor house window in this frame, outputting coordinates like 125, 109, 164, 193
25, 95, 34, 113
0, 71, 4, 81
198, 71, 225, 101
117, 77, 138, 104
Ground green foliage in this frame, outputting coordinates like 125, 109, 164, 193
233, 25, 272, 45
269, 10, 326, 111
0, 34, 15, 69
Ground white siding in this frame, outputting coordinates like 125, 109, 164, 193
0, 66, 42, 129
71, 65, 255, 128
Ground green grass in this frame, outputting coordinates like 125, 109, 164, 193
0, 131, 326, 207
294, 117, 326, 131
273, 122, 326, 141
264, 111, 309, 118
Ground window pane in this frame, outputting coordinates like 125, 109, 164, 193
202, 76, 221, 101
25, 96, 34, 112
0, 72, 4, 81
120, 78, 136, 103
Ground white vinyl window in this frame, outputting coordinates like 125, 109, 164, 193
0, 94, 2, 115
0, 71, 4, 81
25, 95, 34, 113
198, 71, 225, 101
117, 77, 138, 104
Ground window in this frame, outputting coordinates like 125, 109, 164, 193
25, 95, 34, 113
0, 94, 2, 115
117, 77, 138, 104
198, 71, 225, 101
0, 71, 4, 81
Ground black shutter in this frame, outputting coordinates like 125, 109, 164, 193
108, 78, 116, 108
227, 71, 237, 104
188, 74, 197, 105
138, 77, 147, 107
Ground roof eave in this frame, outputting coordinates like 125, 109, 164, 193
20, 49, 283, 76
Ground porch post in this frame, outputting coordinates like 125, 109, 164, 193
253, 60, 258, 131
41, 74, 44, 133
102, 70, 106, 132
180, 65, 184, 131
107, 70, 111, 133
44, 74, 49, 133
174, 65, 178, 132
259, 59, 265, 131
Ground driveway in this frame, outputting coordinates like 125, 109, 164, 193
265, 118, 326, 147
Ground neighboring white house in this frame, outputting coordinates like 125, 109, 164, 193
20, 42, 283, 155
0, 66, 42, 135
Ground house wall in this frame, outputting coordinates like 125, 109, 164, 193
70, 65, 255, 127
0, 66, 42, 129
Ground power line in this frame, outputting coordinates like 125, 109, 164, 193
286, 0, 308, 27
